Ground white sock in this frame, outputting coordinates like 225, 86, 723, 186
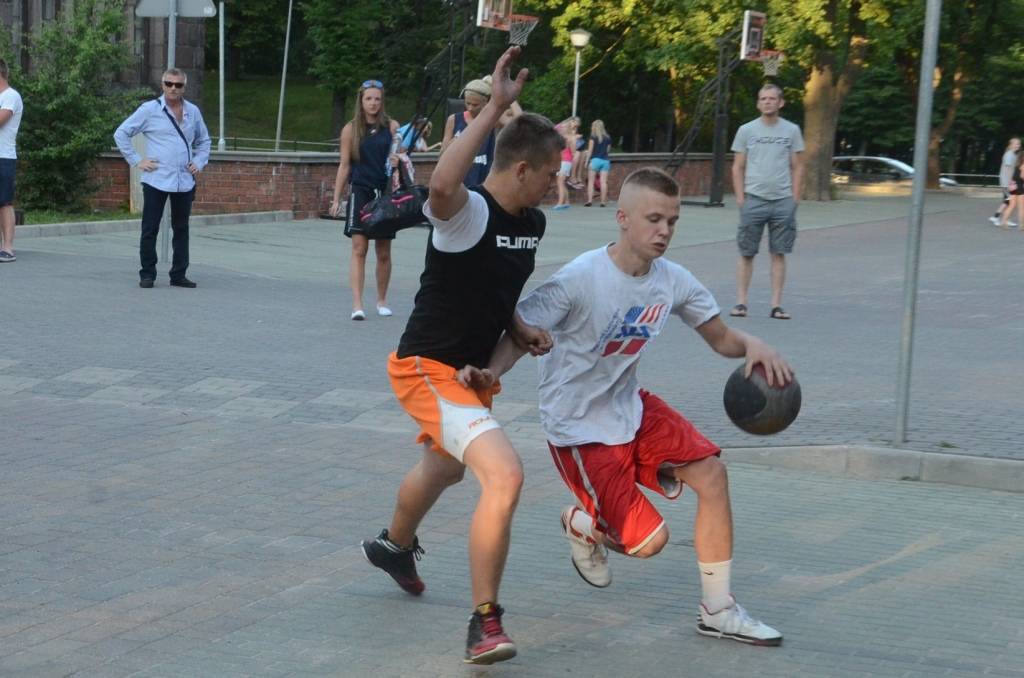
698, 559, 733, 613
569, 508, 596, 542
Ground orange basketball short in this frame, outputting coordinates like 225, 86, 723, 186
387, 352, 502, 461
548, 390, 720, 554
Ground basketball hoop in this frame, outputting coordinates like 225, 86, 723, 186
759, 50, 784, 76
508, 14, 539, 46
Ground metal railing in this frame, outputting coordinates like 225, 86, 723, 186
216, 137, 338, 153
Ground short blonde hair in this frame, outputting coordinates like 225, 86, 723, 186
621, 167, 680, 198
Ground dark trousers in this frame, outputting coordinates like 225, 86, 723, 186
140, 183, 195, 281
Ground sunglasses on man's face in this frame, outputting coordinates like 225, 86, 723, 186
163, 81, 185, 89
361, 79, 384, 89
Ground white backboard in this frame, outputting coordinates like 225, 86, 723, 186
740, 10, 766, 61
477, 0, 512, 31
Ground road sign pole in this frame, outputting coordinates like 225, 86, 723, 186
274, 0, 294, 152
895, 0, 943, 444
218, 1, 226, 151
161, 0, 178, 265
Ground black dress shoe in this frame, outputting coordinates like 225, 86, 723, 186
169, 278, 197, 288
139, 279, 154, 288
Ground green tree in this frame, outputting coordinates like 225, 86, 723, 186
923, 0, 1013, 186
205, 0, 312, 78
836, 66, 915, 155
14, 0, 145, 210
763, 0, 912, 200
301, 0, 452, 136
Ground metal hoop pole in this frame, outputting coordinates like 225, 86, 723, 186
571, 49, 581, 119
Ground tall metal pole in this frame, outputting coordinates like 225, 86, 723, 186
709, 35, 732, 206
274, 0, 294, 152
895, 0, 943, 443
166, 0, 177, 67
162, 0, 177, 265
217, 1, 226, 151
571, 49, 581, 119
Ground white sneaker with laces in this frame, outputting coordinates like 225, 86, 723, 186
560, 506, 611, 588
697, 596, 782, 646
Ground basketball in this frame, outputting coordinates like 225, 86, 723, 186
723, 363, 801, 435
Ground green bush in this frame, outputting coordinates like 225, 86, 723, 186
13, 0, 146, 210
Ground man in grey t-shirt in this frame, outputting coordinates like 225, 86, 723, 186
730, 84, 804, 320
990, 137, 1020, 227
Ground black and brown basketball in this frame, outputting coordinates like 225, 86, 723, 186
723, 363, 801, 435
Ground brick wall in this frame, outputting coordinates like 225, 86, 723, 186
89, 151, 724, 219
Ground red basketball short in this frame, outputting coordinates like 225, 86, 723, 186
548, 390, 720, 554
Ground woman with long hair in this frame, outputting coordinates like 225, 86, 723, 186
553, 117, 579, 210
999, 151, 1024, 231
330, 79, 401, 320
585, 119, 612, 207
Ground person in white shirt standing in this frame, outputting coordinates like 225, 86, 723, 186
990, 137, 1020, 227
0, 59, 24, 263
114, 69, 211, 288
486, 167, 793, 648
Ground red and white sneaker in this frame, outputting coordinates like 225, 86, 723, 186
697, 596, 783, 646
561, 506, 611, 588
464, 603, 517, 665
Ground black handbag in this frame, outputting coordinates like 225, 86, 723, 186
359, 158, 429, 238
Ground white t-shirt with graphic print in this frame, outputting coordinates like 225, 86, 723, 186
516, 245, 720, 447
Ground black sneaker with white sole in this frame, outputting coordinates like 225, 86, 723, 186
360, 529, 425, 595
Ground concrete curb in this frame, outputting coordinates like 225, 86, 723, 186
15, 210, 294, 239
725, 445, 1024, 493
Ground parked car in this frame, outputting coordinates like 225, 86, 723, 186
831, 156, 958, 187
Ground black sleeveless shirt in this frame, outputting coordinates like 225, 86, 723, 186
350, 123, 391, 191
397, 186, 546, 369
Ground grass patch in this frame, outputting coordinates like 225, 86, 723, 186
22, 208, 134, 225
203, 73, 335, 150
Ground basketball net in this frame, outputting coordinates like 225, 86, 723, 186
759, 50, 784, 77
508, 14, 539, 46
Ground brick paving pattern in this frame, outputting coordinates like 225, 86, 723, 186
0, 192, 1021, 676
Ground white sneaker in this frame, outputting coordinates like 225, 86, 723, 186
376, 305, 393, 317
560, 506, 611, 588
697, 597, 782, 646
989, 216, 1001, 226
1010, 221, 1020, 227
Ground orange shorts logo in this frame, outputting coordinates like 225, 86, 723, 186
467, 415, 492, 429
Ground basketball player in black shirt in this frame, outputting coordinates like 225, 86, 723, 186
360, 47, 563, 665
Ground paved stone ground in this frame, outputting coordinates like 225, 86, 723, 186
0, 192, 1022, 676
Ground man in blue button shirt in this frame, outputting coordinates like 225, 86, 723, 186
115, 69, 211, 288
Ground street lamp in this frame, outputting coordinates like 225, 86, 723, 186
569, 28, 591, 119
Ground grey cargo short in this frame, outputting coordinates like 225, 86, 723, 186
737, 194, 797, 256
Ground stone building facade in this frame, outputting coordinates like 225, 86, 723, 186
0, 0, 207, 102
